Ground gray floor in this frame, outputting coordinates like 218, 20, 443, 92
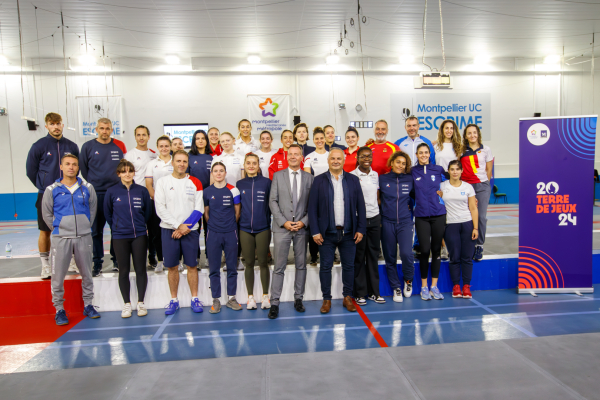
2, 332, 599, 399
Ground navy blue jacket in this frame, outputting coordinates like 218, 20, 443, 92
237, 175, 272, 233
379, 172, 414, 223
187, 153, 213, 190
26, 134, 80, 192
80, 139, 124, 194
411, 164, 447, 218
104, 182, 152, 239
325, 142, 347, 151
299, 143, 316, 157
308, 171, 366, 237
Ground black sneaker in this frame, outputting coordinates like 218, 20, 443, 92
368, 294, 386, 304
268, 304, 279, 319
473, 246, 483, 262
92, 264, 102, 277
148, 256, 157, 269
294, 299, 305, 312
355, 297, 367, 306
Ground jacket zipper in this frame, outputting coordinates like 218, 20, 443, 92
396, 176, 399, 223
127, 187, 136, 238
57, 141, 61, 179
70, 190, 78, 237
250, 178, 255, 232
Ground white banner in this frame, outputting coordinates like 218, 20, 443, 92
391, 93, 491, 141
248, 94, 290, 137
77, 96, 123, 137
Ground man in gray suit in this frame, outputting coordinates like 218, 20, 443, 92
268, 144, 314, 319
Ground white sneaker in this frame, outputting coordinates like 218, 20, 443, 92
441, 246, 449, 261
68, 256, 79, 273
393, 288, 404, 303
137, 302, 148, 317
121, 303, 132, 318
247, 295, 257, 310
41, 264, 51, 279
178, 262, 184, 272
237, 259, 245, 271
155, 261, 164, 273
403, 280, 413, 297
261, 294, 271, 309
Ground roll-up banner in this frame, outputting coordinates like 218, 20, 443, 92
518, 116, 597, 294
248, 94, 290, 137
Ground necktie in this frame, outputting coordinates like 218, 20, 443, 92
292, 171, 298, 219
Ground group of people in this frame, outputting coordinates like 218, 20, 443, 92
26, 111, 494, 325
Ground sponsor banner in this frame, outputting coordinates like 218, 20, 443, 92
518, 116, 597, 292
391, 93, 491, 141
76, 96, 123, 137
163, 124, 209, 148
248, 94, 290, 137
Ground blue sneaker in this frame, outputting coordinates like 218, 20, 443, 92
421, 286, 432, 301
165, 300, 180, 315
83, 304, 101, 319
191, 298, 203, 313
430, 286, 444, 300
55, 309, 69, 325
473, 246, 483, 261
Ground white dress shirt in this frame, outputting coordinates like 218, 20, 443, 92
288, 167, 302, 201
331, 173, 345, 227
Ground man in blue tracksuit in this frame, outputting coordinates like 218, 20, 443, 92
308, 148, 366, 314
26, 112, 79, 279
80, 118, 125, 276
42, 153, 100, 325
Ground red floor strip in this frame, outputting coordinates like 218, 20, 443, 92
352, 299, 388, 347
0, 313, 85, 346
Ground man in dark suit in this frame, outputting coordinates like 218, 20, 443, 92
268, 144, 314, 319
308, 148, 366, 313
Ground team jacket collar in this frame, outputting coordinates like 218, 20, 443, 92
54, 176, 83, 188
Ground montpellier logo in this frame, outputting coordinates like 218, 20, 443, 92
259, 98, 279, 117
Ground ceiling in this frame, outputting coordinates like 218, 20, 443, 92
0, 0, 599, 71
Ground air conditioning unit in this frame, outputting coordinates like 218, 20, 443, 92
414, 72, 452, 89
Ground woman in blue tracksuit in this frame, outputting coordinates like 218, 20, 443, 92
237, 153, 272, 310
188, 129, 213, 268
379, 151, 415, 303
412, 143, 447, 301
105, 159, 152, 318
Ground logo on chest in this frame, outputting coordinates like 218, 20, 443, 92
431, 176, 436, 181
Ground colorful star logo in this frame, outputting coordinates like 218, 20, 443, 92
259, 98, 279, 117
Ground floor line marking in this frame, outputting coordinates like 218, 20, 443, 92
353, 299, 388, 347
46, 310, 600, 350
151, 315, 174, 340
470, 298, 537, 338
499, 342, 587, 400
383, 350, 425, 400
66, 297, 599, 333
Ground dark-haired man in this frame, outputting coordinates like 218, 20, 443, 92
26, 112, 79, 279
42, 154, 100, 325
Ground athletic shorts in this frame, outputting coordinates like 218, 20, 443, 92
161, 228, 199, 268
36, 192, 51, 232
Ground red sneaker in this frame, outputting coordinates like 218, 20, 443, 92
452, 284, 462, 298
462, 284, 472, 299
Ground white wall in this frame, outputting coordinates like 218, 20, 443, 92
0, 67, 597, 195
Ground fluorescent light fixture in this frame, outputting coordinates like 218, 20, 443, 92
326, 54, 339, 65
544, 55, 561, 64
474, 55, 490, 65
79, 55, 96, 66
165, 55, 180, 65
0, 55, 9, 65
247, 55, 261, 64
399, 54, 414, 64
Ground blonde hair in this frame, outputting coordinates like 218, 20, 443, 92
436, 119, 463, 157
220, 131, 236, 141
